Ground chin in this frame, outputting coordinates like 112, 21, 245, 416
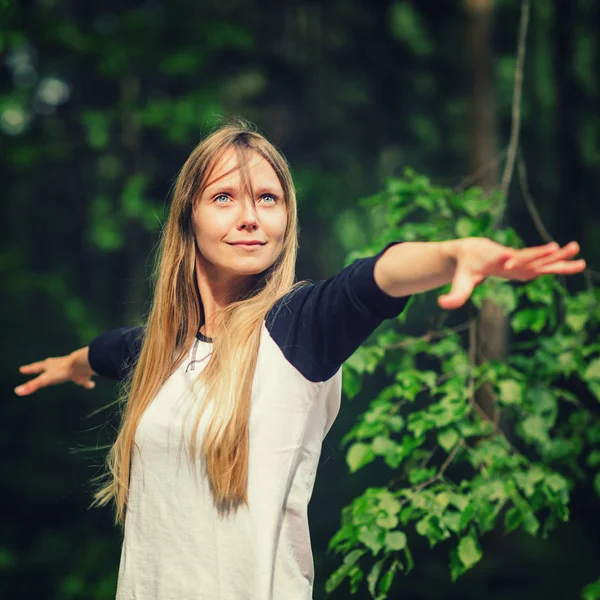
227, 258, 272, 276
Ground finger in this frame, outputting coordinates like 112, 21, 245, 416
537, 259, 586, 275
19, 361, 47, 374
504, 242, 559, 270
529, 241, 580, 269
14, 373, 52, 396
438, 269, 477, 310
75, 378, 96, 390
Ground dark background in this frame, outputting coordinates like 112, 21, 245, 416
2, 0, 599, 598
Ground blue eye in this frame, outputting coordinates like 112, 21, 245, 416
213, 193, 278, 205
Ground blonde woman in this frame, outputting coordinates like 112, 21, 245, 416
15, 120, 585, 599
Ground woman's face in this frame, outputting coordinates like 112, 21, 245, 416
192, 147, 288, 287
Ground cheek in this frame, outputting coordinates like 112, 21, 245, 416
263, 210, 288, 240
193, 208, 230, 239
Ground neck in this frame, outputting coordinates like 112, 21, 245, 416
195, 251, 254, 338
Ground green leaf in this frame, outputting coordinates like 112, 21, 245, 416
385, 530, 407, 551
373, 435, 398, 456
346, 345, 385, 375
470, 278, 517, 313
587, 451, 600, 468
90, 195, 124, 251
376, 513, 399, 529
444, 493, 468, 513
497, 379, 524, 405
545, 473, 569, 495
514, 470, 542, 497
457, 534, 482, 568
442, 511, 462, 533
565, 312, 588, 331
504, 506, 522, 532
408, 467, 436, 485
378, 492, 402, 516
434, 492, 450, 511
347, 443, 375, 473
449, 546, 468, 582
378, 560, 401, 595
588, 422, 600, 444
521, 415, 549, 445
348, 565, 364, 593
160, 50, 204, 75
522, 275, 555, 305
415, 515, 447, 547
388, 415, 405, 432
327, 523, 355, 553
583, 358, 600, 381
358, 524, 385, 554
511, 307, 548, 333
522, 510, 540, 536
342, 366, 363, 399
81, 110, 110, 149
325, 549, 366, 594
544, 438, 581, 462
437, 428, 460, 452
367, 558, 386, 598
589, 382, 600, 402
121, 174, 147, 220
407, 415, 432, 438
455, 217, 477, 238
389, 2, 433, 56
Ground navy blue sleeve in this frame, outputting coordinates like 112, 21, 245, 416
265, 241, 411, 382
88, 325, 145, 381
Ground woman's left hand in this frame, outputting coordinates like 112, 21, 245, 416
438, 237, 586, 310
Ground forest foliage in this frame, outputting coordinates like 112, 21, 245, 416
2, 0, 600, 598
329, 171, 600, 598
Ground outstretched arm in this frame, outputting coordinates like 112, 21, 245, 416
15, 325, 145, 396
374, 238, 585, 308
265, 238, 586, 384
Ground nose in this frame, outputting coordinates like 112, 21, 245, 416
237, 197, 259, 231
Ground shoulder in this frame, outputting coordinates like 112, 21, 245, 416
264, 242, 411, 382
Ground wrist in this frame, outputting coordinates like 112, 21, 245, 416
439, 238, 463, 270
70, 346, 96, 377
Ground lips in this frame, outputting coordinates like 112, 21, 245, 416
228, 241, 265, 246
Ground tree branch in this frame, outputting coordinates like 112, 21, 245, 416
383, 320, 472, 351
517, 152, 600, 284
500, 0, 530, 199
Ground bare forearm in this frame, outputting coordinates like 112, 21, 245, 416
374, 240, 461, 297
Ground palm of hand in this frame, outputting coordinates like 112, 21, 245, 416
439, 238, 586, 310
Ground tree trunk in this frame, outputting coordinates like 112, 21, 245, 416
463, 0, 508, 422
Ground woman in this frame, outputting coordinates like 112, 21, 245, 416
15, 120, 586, 599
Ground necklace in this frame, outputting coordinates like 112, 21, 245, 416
186, 337, 212, 372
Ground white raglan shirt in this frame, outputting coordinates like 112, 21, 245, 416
88, 241, 411, 600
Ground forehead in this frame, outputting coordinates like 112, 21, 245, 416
203, 147, 282, 192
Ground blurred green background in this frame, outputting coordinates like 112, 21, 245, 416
2, 0, 599, 598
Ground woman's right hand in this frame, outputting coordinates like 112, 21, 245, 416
15, 347, 97, 396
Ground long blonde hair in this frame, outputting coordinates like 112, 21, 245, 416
90, 118, 303, 527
